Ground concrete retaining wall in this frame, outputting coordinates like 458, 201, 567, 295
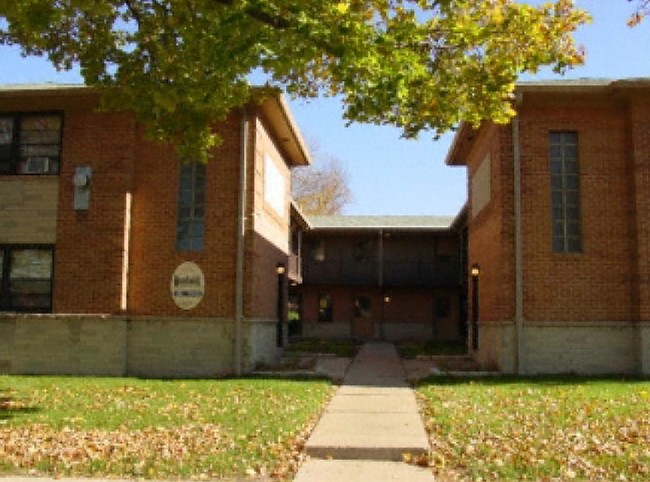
0, 314, 277, 378
476, 320, 648, 375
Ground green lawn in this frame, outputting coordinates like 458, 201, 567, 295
417, 376, 650, 481
0, 376, 332, 480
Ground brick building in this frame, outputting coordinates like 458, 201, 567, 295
0, 84, 310, 377
293, 215, 466, 342
447, 79, 650, 375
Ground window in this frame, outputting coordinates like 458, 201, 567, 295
311, 240, 325, 262
0, 246, 54, 312
549, 132, 581, 253
318, 293, 332, 322
353, 240, 371, 263
0, 113, 62, 175
354, 296, 372, 318
176, 161, 206, 251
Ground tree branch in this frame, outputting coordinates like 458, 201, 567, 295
212, 0, 290, 29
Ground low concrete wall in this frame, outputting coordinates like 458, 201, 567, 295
127, 318, 235, 378
383, 322, 433, 341
639, 323, 649, 376
0, 315, 127, 376
245, 319, 282, 371
474, 321, 516, 372
0, 314, 266, 378
521, 322, 639, 375
301, 321, 351, 339
475, 320, 646, 375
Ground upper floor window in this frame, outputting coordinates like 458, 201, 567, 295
0, 114, 62, 175
549, 132, 581, 253
176, 161, 206, 251
0, 246, 54, 313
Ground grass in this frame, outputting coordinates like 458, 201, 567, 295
395, 339, 467, 358
416, 376, 650, 481
0, 375, 332, 480
285, 338, 361, 358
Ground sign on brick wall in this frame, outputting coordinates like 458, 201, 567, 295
171, 261, 205, 310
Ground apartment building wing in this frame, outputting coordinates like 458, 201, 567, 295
447, 78, 650, 375
293, 214, 466, 342
0, 83, 310, 377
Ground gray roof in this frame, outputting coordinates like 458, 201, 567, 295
308, 215, 455, 231
516, 77, 650, 92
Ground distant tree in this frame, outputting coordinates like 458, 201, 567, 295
0, 1, 588, 161
292, 145, 352, 216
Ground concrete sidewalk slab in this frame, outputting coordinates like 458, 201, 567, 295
304, 410, 429, 460
325, 391, 419, 413
293, 459, 433, 482
302, 342, 430, 463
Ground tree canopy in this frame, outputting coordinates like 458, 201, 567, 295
0, 1, 588, 161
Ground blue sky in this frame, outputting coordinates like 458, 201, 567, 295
1, 0, 649, 216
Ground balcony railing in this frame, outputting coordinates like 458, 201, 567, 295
303, 257, 460, 287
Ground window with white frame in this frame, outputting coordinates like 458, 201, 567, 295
0, 246, 54, 312
0, 113, 62, 175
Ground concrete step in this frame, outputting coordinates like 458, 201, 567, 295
293, 459, 434, 482
304, 386, 429, 461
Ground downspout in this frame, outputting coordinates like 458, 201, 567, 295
513, 93, 524, 375
378, 229, 384, 339
235, 110, 249, 376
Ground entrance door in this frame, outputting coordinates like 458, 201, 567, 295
352, 295, 374, 340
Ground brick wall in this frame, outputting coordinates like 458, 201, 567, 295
459, 86, 650, 374
248, 117, 292, 321
55, 107, 135, 314
128, 114, 242, 317
518, 94, 635, 322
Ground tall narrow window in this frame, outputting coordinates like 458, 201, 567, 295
549, 132, 581, 253
176, 161, 206, 251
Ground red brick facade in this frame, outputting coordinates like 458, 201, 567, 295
0, 86, 309, 376
448, 80, 650, 374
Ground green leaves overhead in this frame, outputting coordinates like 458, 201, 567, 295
0, 1, 588, 160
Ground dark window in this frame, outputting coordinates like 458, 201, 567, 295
0, 114, 62, 175
318, 293, 332, 322
176, 161, 206, 251
354, 296, 372, 318
0, 246, 53, 312
549, 132, 581, 253
353, 240, 371, 263
311, 240, 325, 262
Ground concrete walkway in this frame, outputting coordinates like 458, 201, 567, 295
293, 342, 434, 482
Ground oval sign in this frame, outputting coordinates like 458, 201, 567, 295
171, 261, 205, 310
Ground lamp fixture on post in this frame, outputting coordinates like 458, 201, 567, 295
276, 262, 286, 347
470, 263, 481, 351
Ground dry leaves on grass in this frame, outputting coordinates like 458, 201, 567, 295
418, 380, 650, 481
0, 423, 231, 477
0, 377, 332, 479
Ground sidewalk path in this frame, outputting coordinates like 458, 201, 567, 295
293, 342, 434, 481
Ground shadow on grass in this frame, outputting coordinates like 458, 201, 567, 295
0, 389, 40, 420
415, 374, 650, 388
